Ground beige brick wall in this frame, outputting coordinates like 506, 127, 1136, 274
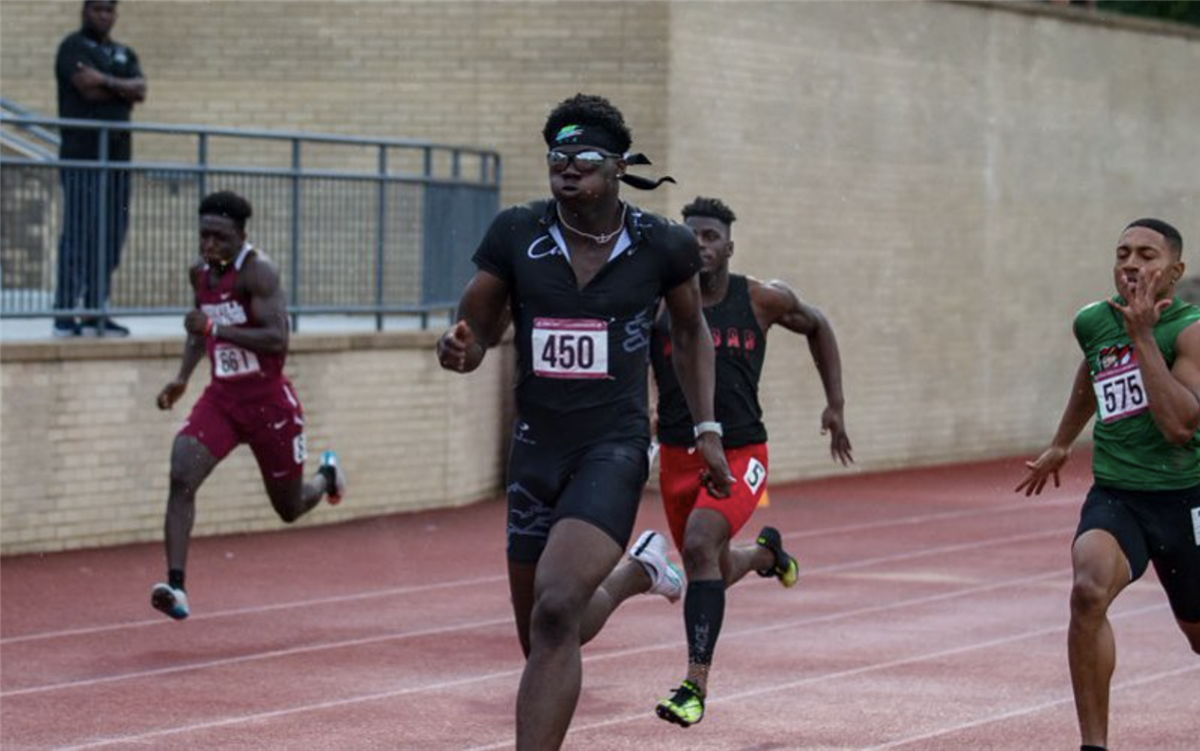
0, 334, 515, 554
660, 1, 1200, 478
3, 2, 1199, 552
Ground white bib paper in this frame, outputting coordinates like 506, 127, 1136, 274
531, 318, 608, 379
1092, 362, 1149, 424
214, 344, 262, 379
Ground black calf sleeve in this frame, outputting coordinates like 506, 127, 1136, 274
684, 579, 726, 666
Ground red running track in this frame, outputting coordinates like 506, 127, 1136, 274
2, 454, 1197, 750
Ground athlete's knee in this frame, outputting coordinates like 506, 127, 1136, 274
1069, 575, 1115, 621
529, 589, 584, 647
272, 496, 305, 524
168, 463, 203, 502
266, 480, 306, 523
169, 438, 212, 494
681, 534, 722, 574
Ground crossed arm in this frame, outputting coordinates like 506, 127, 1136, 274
71, 63, 146, 105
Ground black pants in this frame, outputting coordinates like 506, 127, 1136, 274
55, 167, 131, 313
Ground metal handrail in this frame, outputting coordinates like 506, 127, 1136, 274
0, 113, 502, 331
0, 99, 61, 150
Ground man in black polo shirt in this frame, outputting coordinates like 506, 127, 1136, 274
54, 0, 146, 337
437, 93, 733, 750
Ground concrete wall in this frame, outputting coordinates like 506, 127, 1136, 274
3, 1, 1199, 552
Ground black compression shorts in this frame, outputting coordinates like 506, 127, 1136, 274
504, 419, 649, 564
1077, 484, 1200, 622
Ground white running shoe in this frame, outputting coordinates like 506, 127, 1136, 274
319, 450, 346, 505
150, 583, 190, 620
629, 530, 685, 603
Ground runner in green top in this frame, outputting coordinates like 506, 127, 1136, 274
1017, 218, 1200, 751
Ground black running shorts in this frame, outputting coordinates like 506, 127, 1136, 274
505, 419, 649, 564
1077, 484, 1200, 622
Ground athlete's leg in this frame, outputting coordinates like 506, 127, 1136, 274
1069, 529, 1133, 749
165, 434, 220, 572
516, 518, 624, 751
1179, 619, 1200, 654
722, 537, 777, 586
262, 472, 330, 523
247, 384, 331, 522
580, 556, 651, 646
509, 560, 537, 658
677, 508, 733, 695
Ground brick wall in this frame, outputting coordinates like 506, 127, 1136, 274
3, 2, 1199, 552
0, 334, 515, 554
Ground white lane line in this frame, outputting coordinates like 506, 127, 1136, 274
3, 496, 1076, 645
48, 566, 1077, 749
0, 574, 507, 645
55, 667, 527, 751
2, 617, 512, 698
865, 663, 1200, 750
786, 496, 1077, 541
513, 602, 1172, 751
5, 527, 1068, 697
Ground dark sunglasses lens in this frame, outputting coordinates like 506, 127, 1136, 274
547, 150, 610, 171
572, 151, 607, 169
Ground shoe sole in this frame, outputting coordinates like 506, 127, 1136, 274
151, 588, 188, 620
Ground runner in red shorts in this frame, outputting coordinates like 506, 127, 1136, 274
646, 196, 854, 728
151, 191, 347, 621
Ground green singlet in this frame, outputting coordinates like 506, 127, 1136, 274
1074, 297, 1200, 490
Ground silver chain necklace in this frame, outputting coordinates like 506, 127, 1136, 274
556, 202, 627, 244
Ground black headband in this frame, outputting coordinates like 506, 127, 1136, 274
548, 124, 674, 190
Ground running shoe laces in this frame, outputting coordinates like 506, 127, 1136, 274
656, 679, 705, 727
755, 526, 799, 588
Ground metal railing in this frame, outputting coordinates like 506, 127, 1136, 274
0, 112, 501, 331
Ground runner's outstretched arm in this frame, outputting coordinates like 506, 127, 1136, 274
1016, 359, 1096, 496
761, 280, 852, 465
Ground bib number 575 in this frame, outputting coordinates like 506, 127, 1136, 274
1093, 363, 1148, 423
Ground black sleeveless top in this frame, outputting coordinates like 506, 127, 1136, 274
651, 274, 768, 448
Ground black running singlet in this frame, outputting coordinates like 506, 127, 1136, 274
473, 199, 701, 441
652, 274, 768, 448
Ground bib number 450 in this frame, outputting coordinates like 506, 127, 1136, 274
541, 334, 595, 371
531, 318, 608, 379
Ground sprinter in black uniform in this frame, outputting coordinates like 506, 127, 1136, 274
437, 95, 733, 751
647, 196, 853, 728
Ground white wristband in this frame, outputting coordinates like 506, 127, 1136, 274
211, 323, 219, 340
693, 421, 723, 439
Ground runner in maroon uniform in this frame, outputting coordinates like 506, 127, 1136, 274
647, 196, 853, 728
151, 191, 346, 620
